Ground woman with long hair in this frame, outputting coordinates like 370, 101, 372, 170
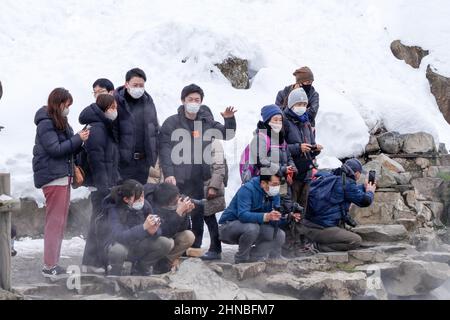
32, 87, 90, 278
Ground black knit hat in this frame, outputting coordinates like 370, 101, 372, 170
181, 84, 204, 101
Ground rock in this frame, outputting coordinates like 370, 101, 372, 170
426, 166, 450, 178
426, 65, 450, 125
376, 154, 406, 173
215, 56, 250, 89
169, 259, 242, 300
440, 155, 450, 167
394, 172, 412, 185
415, 158, 431, 170
402, 132, 436, 154
116, 276, 169, 295
414, 252, 450, 264
412, 178, 444, 201
390, 40, 429, 69
377, 132, 403, 154
232, 262, 266, 281
66, 197, 92, 237
266, 271, 367, 300
143, 288, 195, 300
404, 190, 416, 208
351, 192, 415, 225
238, 288, 297, 300
0, 289, 22, 300
80, 294, 125, 300
348, 249, 386, 263
365, 135, 380, 154
439, 143, 448, 155
317, 252, 349, 263
353, 225, 408, 242
208, 263, 224, 276
395, 219, 418, 232
382, 260, 450, 296
416, 201, 444, 224
284, 256, 332, 276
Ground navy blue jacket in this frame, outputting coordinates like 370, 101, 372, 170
105, 197, 161, 248
159, 105, 236, 185
283, 110, 320, 181
114, 86, 160, 167
79, 104, 120, 191
275, 85, 320, 127
32, 106, 83, 188
306, 166, 374, 228
219, 177, 281, 225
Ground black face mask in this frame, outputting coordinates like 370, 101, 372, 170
302, 84, 312, 95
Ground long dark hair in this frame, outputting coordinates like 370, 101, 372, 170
110, 180, 144, 204
47, 88, 73, 130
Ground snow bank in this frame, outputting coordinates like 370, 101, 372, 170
1, 0, 449, 203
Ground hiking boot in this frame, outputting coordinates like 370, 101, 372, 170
152, 258, 172, 275
186, 247, 204, 258
131, 262, 152, 276
42, 265, 67, 279
200, 251, 222, 261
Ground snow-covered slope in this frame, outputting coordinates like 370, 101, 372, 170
1, 0, 449, 203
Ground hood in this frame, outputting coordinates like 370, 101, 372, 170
246, 176, 264, 194
34, 106, 52, 125
79, 103, 112, 126
333, 164, 356, 181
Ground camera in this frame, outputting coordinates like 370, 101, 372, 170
310, 145, 318, 151
345, 215, 358, 228
149, 215, 161, 224
181, 195, 207, 207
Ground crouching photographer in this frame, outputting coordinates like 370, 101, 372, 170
150, 183, 196, 274
299, 159, 376, 252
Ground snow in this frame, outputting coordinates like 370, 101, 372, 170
14, 237, 86, 259
0, 0, 450, 204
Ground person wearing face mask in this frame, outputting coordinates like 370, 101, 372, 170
159, 84, 237, 258
33, 88, 90, 278
79, 94, 120, 273
219, 174, 287, 264
114, 68, 160, 185
299, 159, 376, 252
275, 66, 320, 128
99, 180, 174, 276
283, 88, 323, 213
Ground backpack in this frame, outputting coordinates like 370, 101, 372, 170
239, 132, 272, 183
307, 171, 347, 217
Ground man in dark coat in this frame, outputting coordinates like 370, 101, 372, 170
159, 84, 237, 257
114, 68, 160, 184
275, 66, 320, 127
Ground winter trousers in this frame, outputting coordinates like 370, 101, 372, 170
299, 224, 362, 252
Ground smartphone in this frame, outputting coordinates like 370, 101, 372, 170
368, 170, 376, 184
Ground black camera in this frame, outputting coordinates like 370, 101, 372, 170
345, 215, 358, 228
181, 195, 207, 207
310, 145, 318, 151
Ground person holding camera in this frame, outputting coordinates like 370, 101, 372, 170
218, 174, 286, 264
149, 183, 197, 273
33, 88, 90, 278
300, 159, 376, 252
100, 180, 174, 276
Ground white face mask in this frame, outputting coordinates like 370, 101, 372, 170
61, 108, 70, 117
128, 87, 145, 99
131, 200, 145, 211
269, 122, 282, 133
105, 110, 118, 121
185, 103, 201, 114
292, 106, 307, 116
267, 185, 280, 197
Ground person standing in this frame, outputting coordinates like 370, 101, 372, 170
33, 88, 90, 278
115, 68, 160, 184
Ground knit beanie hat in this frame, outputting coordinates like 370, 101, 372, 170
293, 66, 314, 83
287, 88, 309, 110
345, 159, 365, 174
261, 104, 283, 123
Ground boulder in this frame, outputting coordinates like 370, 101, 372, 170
351, 192, 414, 225
426, 166, 450, 178
352, 225, 408, 242
232, 262, 266, 281
284, 256, 332, 276
116, 276, 169, 296
402, 132, 436, 154
426, 65, 450, 125
416, 201, 444, 224
377, 132, 403, 154
390, 40, 429, 69
348, 249, 386, 263
215, 56, 250, 89
168, 259, 242, 300
66, 197, 92, 237
0, 289, 22, 300
266, 271, 367, 300
381, 260, 450, 297
365, 135, 380, 154
439, 143, 448, 155
238, 288, 297, 300
395, 219, 418, 232
317, 252, 349, 263
415, 158, 431, 170
403, 190, 416, 208
394, 172, 412, 185
376, 154, 405, 173
440, 155, 450, 167
143, 288, 195, 300
411, 178, 444, 201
